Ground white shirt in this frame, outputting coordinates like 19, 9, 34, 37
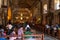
45, 25, 50, 28
25, 25, 30, 30
6, 24, 13, 29
53, 27, 57, 30
9, 37, 17, 40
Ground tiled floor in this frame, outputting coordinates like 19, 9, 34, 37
44, 35, 58, 40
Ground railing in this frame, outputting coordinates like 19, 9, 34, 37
23, 34, 44, 40
3, 34, 44, 40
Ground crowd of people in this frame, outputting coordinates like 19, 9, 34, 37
0, 21, 31, 40
45, 23, 60, 36
1, 20, 60, 40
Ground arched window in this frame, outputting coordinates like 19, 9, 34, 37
54, 0, 60, 10
0, 0, 2, 8
43, 4, 47, 14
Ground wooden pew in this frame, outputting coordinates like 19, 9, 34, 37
47, 28, 50, 35
57, 29, 60, 39
11, 34, 44, 40
52, 30, 57, 37
42, 27, 44, 33
45, 28, 50, 35
40, 25, 45, 33
24, 34, 44, 40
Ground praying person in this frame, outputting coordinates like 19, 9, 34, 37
18, 26, 24, 40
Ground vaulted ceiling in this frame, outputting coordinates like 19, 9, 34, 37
9, 0, 39, 9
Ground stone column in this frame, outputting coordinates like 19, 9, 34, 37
40, 0, 43, 25
2, 0, 8, 26
47, 0, 53, 25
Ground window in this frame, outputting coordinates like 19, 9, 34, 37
43, 4, 47, 14
54, 0, 60, 10
4, 0, 7, 6
0, 0, 2, 8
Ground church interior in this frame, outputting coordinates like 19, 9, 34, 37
0, 0, 60, 40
